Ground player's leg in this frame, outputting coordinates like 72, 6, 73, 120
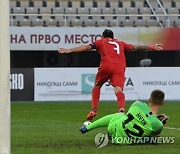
80, 113, 117, 133
114, 86, 125, 113
86, 81, 107, 120
107, 114, 126, 143
110, 66, 125, 113
87, 66, 110, 120
86, 85, 101, 120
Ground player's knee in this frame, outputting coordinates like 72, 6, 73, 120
114, 86, 123, 94
94, 82, 103, 88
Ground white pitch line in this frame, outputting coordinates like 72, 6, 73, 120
164, 127, 180, 131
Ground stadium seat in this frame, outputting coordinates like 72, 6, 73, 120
71, 0, 82, 7
90, 8, 102, 14
127, 7, 139, 14
84, 1, 93, 8
19, 0, 29, 7
67, 19, 84, 27
77, 7, 90, 14
147, 1, 159, 9
96, 19, 109, 27
12, 15, 24, 21
12, 7, 25, 14
32, 0, 41, 7
46, 1, 54, 8
64, 15, 80, 27
90, 15, 102, 21
39, 7, 52, 14
19, 18, 32, 27
57, 19, 66, 27
117, 16, 134, 27
10, 0, 16, 8
135, 19, 147, 27
154, 8, 165, 14
134, 0, 144, 8
166, 7, 179, 14
55, 15, 65, 22
139, 7, 152, 14
83, 19, 97, 27
122, 0, 131, 8
45, 18, 58, 27
108, 20, 118, 27
121, 19, 135, 27
65, 7, 77, 14
114, 8, 126, 14
26, 7, 39, 14
109, 1, 119, 8
31, 18, 45, 27
96, 0, 107, 8
146, 19, 160, 27
161, 0, 172, 8
52, 7, 65, 14
102, 8, 114, 14
80, 16, 90, 22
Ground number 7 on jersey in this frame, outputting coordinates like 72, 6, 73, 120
109, 41, 120, 54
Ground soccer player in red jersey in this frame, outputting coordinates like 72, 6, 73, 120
58, 29, 163, 120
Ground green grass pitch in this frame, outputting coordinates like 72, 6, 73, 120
11, 101, 180, 154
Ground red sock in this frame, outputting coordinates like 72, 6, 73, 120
116, 91, 125, 110
91, 87, 100, 110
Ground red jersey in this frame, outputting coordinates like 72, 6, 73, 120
91, 38, 132, 68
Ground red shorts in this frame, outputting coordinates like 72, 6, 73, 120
95, 62, 125, 89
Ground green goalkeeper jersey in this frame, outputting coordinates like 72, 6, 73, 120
108, 101, 163, 144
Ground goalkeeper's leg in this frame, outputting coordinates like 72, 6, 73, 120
80, 113, 117, 133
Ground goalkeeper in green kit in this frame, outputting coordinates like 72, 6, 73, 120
80, 89, 168, 144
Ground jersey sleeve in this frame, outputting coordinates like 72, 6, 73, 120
150, 118, 163, 136
89, 43, 96, 49
123, 41, 133, 51
92, 39, 102, 51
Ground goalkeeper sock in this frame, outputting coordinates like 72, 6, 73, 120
86, 113, 117, 131
91, 87, 100, 109
116, 91, 125, 112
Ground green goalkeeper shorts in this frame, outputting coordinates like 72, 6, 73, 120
108, 113, 126, 138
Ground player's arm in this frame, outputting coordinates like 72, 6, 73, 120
58, 44, 92, 54
129, 44, 163, 51
157, 114, 169, 125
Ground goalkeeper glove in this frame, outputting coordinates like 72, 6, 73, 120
157, 114, 169, 125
